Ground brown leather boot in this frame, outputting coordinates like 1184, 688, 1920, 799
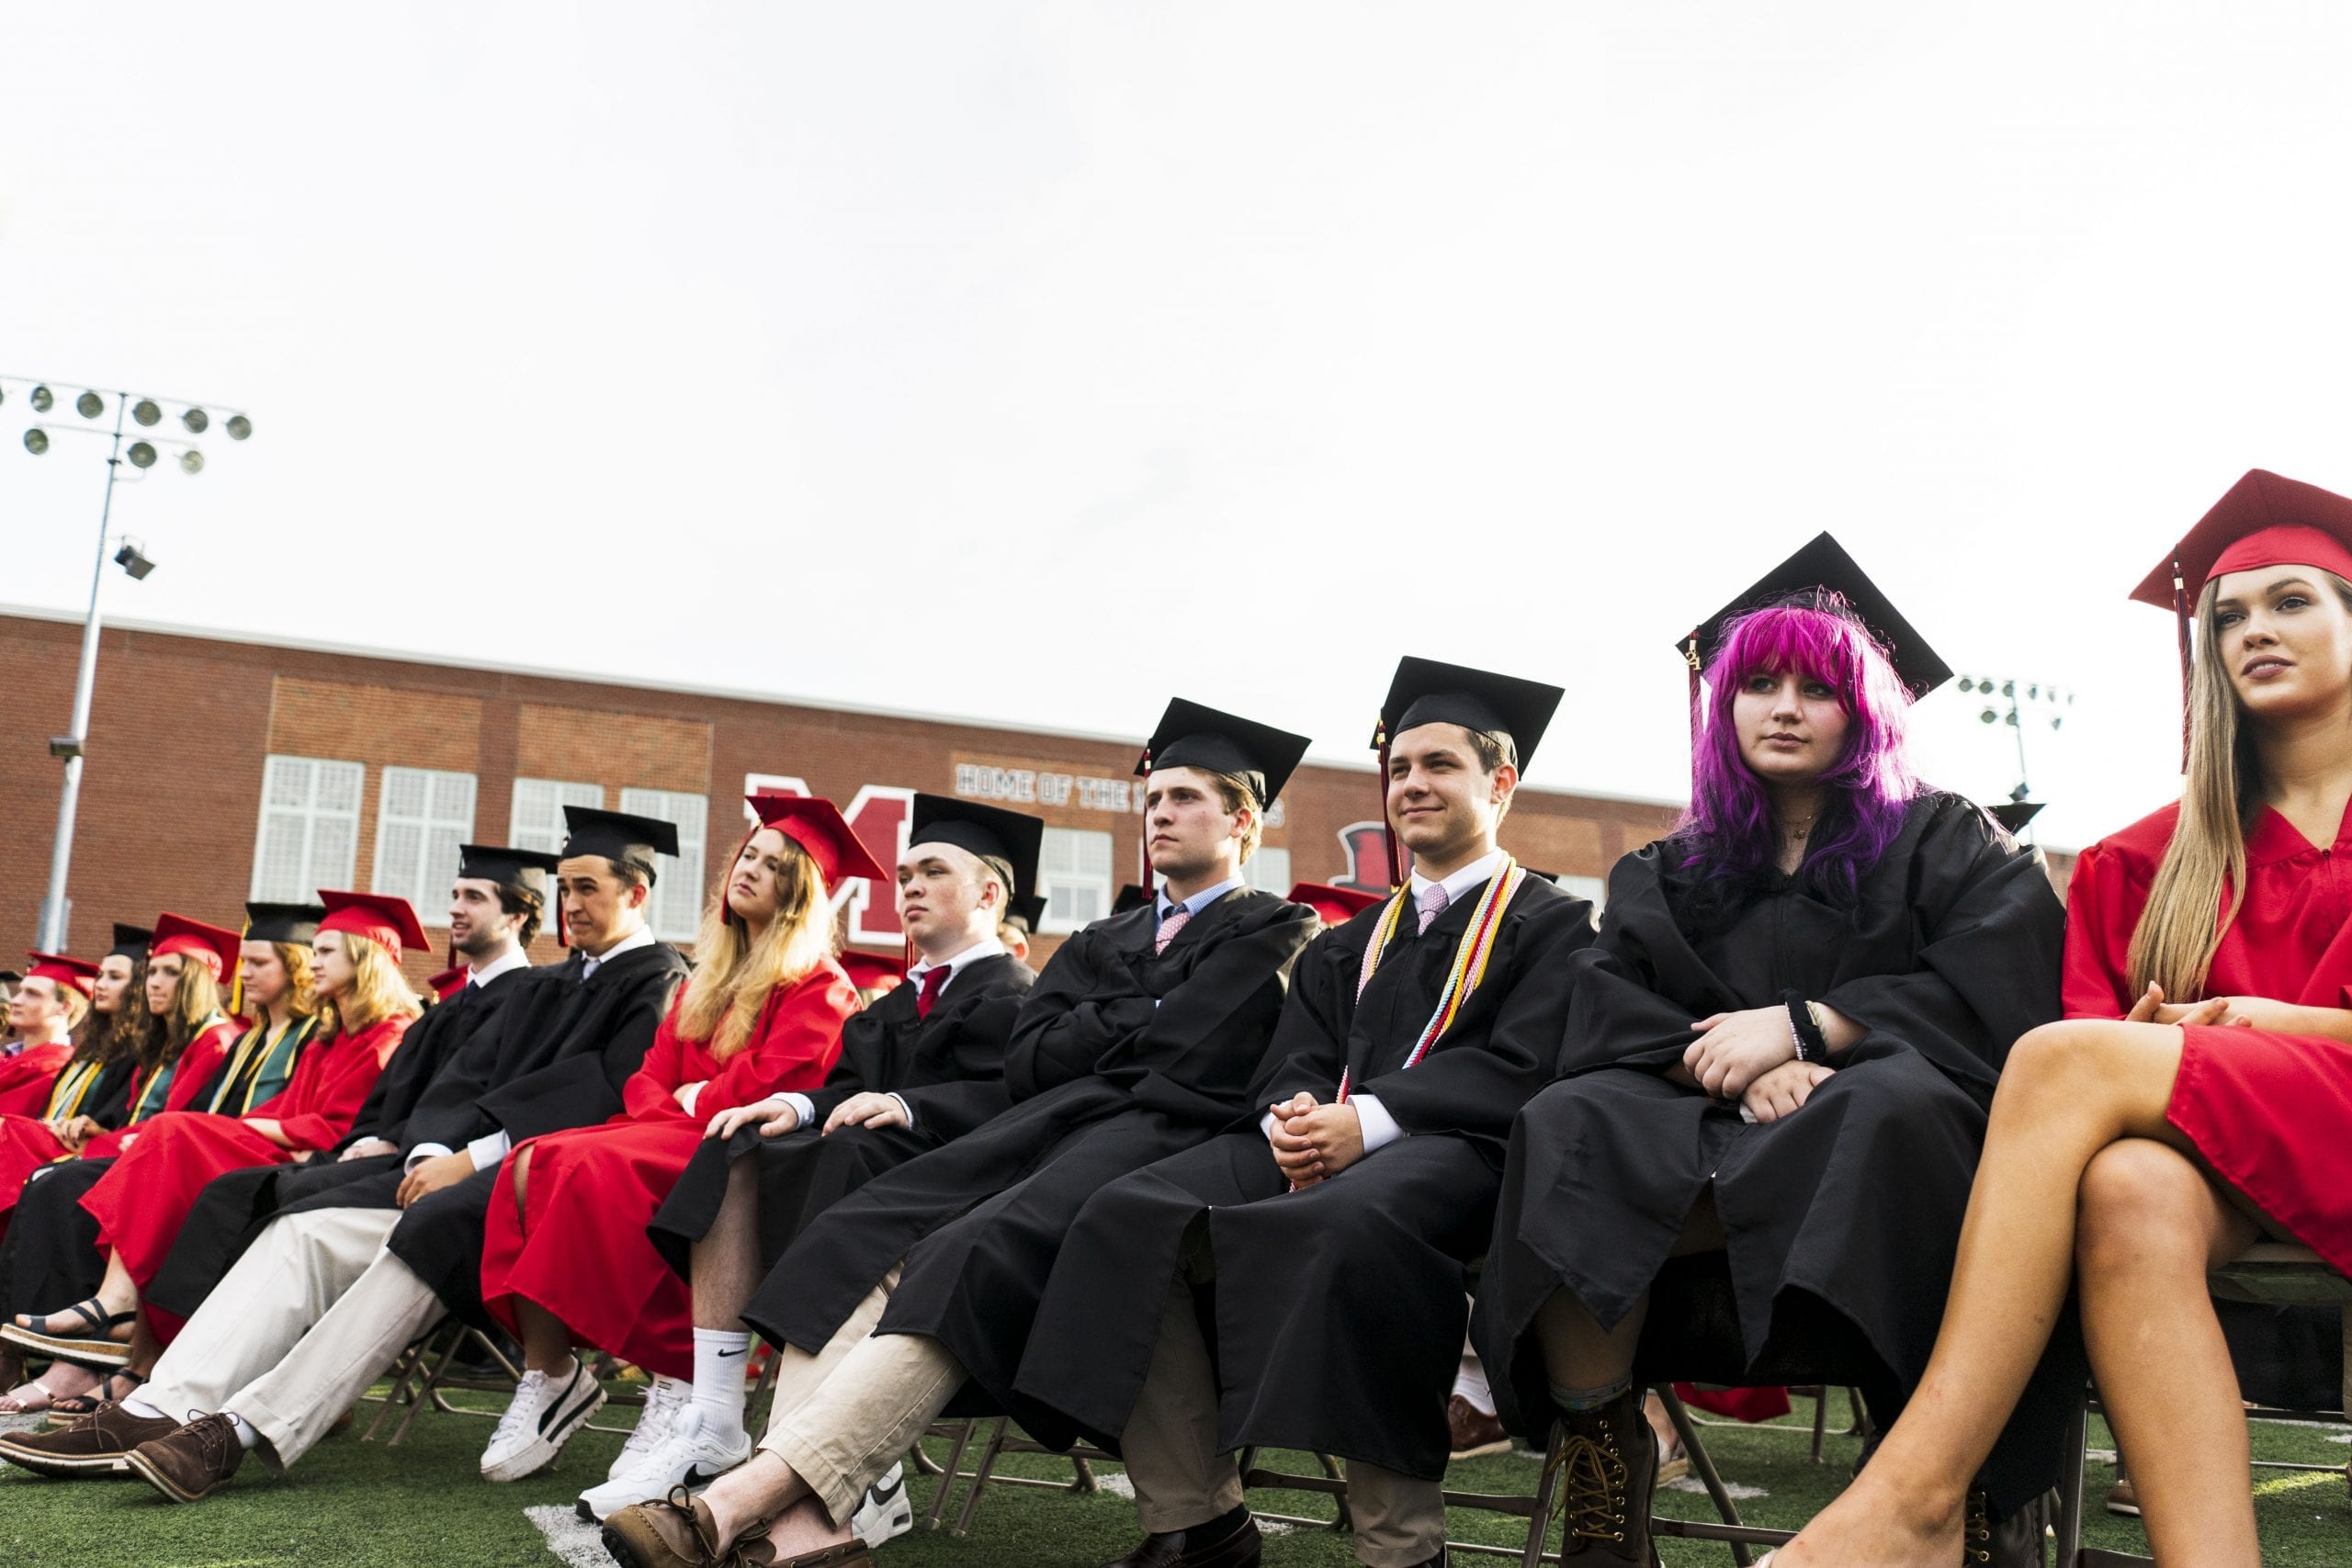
124, 1413, 245, 1504
1547, 1389, 1657, 1563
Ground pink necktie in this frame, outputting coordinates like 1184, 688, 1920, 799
1154, 907, 1192, 954
1416, 882, 1450, 935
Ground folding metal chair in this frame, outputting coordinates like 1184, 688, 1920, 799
2052, 1240, 2352, 1567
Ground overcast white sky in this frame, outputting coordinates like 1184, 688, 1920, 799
6, 4, 2351, 851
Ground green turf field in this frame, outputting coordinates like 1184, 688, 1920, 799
1, 1386, 2345, 1566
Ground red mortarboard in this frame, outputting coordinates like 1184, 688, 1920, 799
426, 964, 469, 1001
317, 891, 431, 959
747, 794, 890, 889
152, 913, 243, 979
24, 953, 99, 999
1286, 882, 1384, 927
2130, 469, 2352, 609
839, 949, 907, 993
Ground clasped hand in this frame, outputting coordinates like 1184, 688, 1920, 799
1684, 1006, 1799, 1098
1267, 1092, 1364, 1190
2124, 982, 2251, 1028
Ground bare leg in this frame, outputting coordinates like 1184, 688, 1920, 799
1533, 1187, 1723, 1393
511, 1145, 532, 1216
700, 1450, 812, 1548
513, 1299, 578, 1377
2077, 1140, 2261, 1567
690, 1154, 761, 1332
93, 1249, 139, 1316
1776, 1019, 2197, 1566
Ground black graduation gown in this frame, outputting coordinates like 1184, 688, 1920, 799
369, 941, 687, 1325
1474, 793, 2070, 1511
741, 888, 1317, 1422
647, 953, 1034, 1279
1013, 873, 1598, 1478
141, 968, 529, 1321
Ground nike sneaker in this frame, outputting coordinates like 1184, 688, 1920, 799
480, 1359, 607, 1483
573, 1404, 752, 1523
851, 1461, 914, 1548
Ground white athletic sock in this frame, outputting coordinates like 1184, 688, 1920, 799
226, 1411, 260, 1451
1452, 1355, 1494, 1416
691, 1328, 752, 1433
121, 1396, 169, 1422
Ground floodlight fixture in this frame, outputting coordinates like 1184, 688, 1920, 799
23, 428, 49, 455
225, 413, 252, 440
131, 399, 162, 427
182, 407, 209, 434
113, 541, 156, 580
127, 441, 157, 469
179, 448, 204, 475
29, 385, 53, 413
75, 390, 103, 420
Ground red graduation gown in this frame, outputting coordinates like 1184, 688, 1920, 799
0, 1043, 73, 1117
2064, 799, 2352, 1275
77, 1018, 243, 1161
481, 963, 855, 1379
80, 1013, 412, 1292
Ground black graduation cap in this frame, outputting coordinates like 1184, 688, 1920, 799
1378, 657, 1564, 771
109, 923, 153, 961
909, 795, 1046, 903
243, 902, 325, 945
1112, 884, 1150, 916
1989, 800, 2045, 835
1134, 698, 1311, 806
1677, 531, 1952, 702
1005, 891, 1049, 935
458, 843, 562, 903
560, 806, 682, 878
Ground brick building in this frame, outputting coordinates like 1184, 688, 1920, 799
2, 606, 1687, 984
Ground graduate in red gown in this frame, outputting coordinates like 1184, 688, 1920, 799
2, 894, 424, 1372
0, 956, 96, 1115
1780, 469, 2352, 1568
471, 795, 872, 1483
77, 914, 246, 1158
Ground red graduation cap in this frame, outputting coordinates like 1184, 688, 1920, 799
1286, 882, 1384, 927
152, 913, 243, 979
317, 891, 431, 960
2130, 469, 2352, 766
839, 949, 907, 993
24, 953, 99, 999
747, 793, 890, 890
426, 964, 469, 1002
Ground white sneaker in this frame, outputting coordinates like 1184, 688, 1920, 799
573, 1404, 752, 1522
480, 1359, 606, 1483
607, 1376, 688, 1483
850, 1461, 913, 1548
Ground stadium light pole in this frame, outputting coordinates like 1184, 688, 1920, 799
6, 374, 254, 950
1956, 672, 2074, 818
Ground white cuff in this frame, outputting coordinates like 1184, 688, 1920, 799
775, 1092, 816, 1130
1259, 1109, 1280, 1141
464, 1130, 512, 1170
887, 1093, 914, 1128
1351, 1094, 1404, 1153
404, 1143, 452, 1173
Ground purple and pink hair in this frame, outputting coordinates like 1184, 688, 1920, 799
1676, 595, 1921, 904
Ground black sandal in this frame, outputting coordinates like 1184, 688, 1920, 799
0, 1299, 137, 1367
49, 1367, 145, 1418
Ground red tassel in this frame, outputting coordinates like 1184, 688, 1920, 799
2172, 559, 2192, 774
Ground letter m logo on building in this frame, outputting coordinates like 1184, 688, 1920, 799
743, 774, 912, 948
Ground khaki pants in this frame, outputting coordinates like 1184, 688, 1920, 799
1125, 1280, 1447, 1568
757, 1265, 968, 1527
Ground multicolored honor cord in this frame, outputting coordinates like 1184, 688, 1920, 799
1336, 854, 1524, 1102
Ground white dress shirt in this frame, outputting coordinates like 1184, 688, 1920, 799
767, 937, 1009, 1132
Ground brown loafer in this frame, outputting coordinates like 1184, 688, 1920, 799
1102, 1519, 1262, 1568
124, 1413, 245, 1503
1448, 1393, 1511, 1460
604, 1487, 789, 1568
0, 1402, 181, 1477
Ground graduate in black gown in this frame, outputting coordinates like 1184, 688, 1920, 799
140, 847, 556, 1324
1472, 536, 2067, 1563
602, 699, 1318, 1568
1015, 659, 1600, 1568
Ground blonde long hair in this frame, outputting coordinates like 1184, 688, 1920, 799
2127, 570, 2352, 998
317, 933, 423, 1040
156, 958, 226, 1066
678, 832, 833, 1061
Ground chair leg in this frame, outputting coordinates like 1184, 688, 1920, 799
951, 1416, 1012, 1538
1657, 1385, 1754, 1568
1810, 1388, 1829, 1464
2052, 1390, 2089, 1568
922, 1419, 977, 1529
1522, 1423, 1565, 1568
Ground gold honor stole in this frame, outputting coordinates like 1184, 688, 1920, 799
1336, 855, 1525, 1103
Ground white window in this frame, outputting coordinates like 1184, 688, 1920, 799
371, 768, 477, 927
251, 756, 365, 903
1039, 827, 1114, 934
1246, 846, 1292, 895
621, 788, 707, 942
1558, 874, 1608, 910
509, 778, 605, 857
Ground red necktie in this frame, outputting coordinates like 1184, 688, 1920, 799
916, 965, 949, 1020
